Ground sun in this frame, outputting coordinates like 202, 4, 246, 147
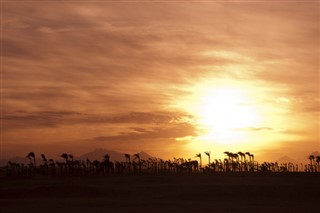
196, 87, 260, 144
175, 82, 261, 145
198, 88, 258, 130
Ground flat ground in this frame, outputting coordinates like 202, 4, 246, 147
0, 173, 319, 213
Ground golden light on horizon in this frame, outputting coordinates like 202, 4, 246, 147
197, 88, 259, 130
173, 78, 299, 159
197, 88, 259, 145
174, 79, 261, 143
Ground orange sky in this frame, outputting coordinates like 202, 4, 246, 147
1, 1, 319, 163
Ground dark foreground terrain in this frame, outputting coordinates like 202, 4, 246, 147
1, 173, 319, 213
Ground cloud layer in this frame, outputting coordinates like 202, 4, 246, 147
2, 1, 319, 160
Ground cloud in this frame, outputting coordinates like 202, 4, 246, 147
2, 2, 318, 160
87, 111, 193, 124
2, 110, 194, 130
91, 123, 197, 142
2, 111, 82, 129
235, 127, 274, 132
4, 1, 318, 114
2, 38, 43, 59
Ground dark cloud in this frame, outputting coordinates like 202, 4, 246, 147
1, 110, 194, 130
2, 38, 42, 59
92, 123, 197, 142
86, 112, 179, 124
2, 111, 82, 129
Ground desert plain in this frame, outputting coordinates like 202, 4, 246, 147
1, 172, 319, 213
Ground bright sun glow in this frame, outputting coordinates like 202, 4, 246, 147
196, 87, 260, 144
175, 80, 262, 146
198, 88, 257, 130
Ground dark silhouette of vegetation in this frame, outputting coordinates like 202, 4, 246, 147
204, 151, 211, 166
1, 151, 319, 177
27, 152, 36, 167
195, 153, 202, 168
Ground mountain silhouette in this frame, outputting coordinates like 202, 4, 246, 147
79, 148, 124, 161
0, 156, 30, 166
276, 156, 298, 164
0, 148, 156, 166
79, 148, 155, 161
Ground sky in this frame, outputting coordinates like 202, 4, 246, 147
1, 1, 319, 163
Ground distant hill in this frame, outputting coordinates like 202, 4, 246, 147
0, 156, 55, 167
139, 151, 155, 160
0, 156, 30, 166
79, 148, 155, 162
78, 148, 124, 161
276, 156, 299, 164
0, 148, 157, 166
310, 151, 319, 156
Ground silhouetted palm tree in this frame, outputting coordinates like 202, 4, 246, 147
102, 154, 114, 174
309, 155, 315, 172
204, 151, 211, 166
68, 154, 74, 162
38, 154, 49, 175
61, 153, 69, 163
245, 152, 255, 171
309, 155, 315, 164
245, 152, 252, 162
224, 151, 231, 160
237, 152, 245, 171
104, 154, 110, 162
48, 159, 56, 175
195, 153, 202, 168
316, 156, 320, 172
133, 153, 140, 162
133, 153, 141, 173
237, 152, 245, 163
232, 153, 239, 171
115, 161, 125, 174
125, 153, 131, 162
181, 160, 199, 172
27, 152, 36, 167
245, 152, 255, 163
41, 154, 47, 163
125, 153, 131, 173
67, 154, 75, 174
